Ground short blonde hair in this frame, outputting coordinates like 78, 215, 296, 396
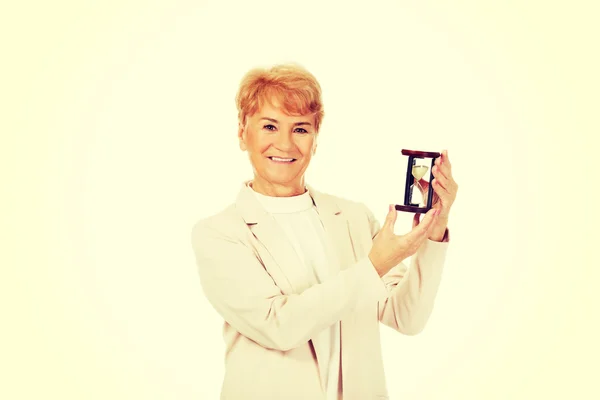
235, 63, 324, 132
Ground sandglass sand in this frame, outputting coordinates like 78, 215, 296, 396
410, 162, 429, 207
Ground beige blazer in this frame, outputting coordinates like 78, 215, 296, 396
190, 182, 449, 400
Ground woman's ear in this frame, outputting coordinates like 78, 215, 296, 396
312, 134, 318, 156
238, 122, 247, 151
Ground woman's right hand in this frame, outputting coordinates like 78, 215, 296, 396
368, 205, 440, 277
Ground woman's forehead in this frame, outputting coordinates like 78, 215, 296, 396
255, 101, 313, 122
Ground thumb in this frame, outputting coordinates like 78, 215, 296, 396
382, 204, 397, 233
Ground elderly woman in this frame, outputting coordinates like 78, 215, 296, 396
191, 64, 458, 400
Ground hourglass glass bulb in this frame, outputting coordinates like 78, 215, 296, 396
412, 165, 428, 181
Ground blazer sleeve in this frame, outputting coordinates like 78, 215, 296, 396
365, 205, 449, 335
191, 220, 390, 352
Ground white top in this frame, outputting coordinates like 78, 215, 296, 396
249, 183, 341, 400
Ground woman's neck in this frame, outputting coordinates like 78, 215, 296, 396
249, 179, 306, 197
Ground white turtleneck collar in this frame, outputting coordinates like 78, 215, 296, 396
247, 182, 314, 214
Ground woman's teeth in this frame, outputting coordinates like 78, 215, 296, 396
270, 157, 295, 162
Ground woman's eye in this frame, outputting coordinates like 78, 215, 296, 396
264, 124, 276, 131
295, 128, 308, 134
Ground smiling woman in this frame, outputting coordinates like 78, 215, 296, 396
236, 65, 323, 197
190, 63, 457, 400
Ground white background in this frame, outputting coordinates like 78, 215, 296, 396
2, 0, 598, 399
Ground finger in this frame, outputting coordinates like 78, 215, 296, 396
382, 204, 398, 233
432, 177, 450, 195
434, 159, 451, 188
412, 212, 420, 229
432, 165, 449, 183
432, 169, 448, 187
409, 208, 438, 238
433, 158, 451, 178
442, 149, 452, 170
435, 169, 459, 195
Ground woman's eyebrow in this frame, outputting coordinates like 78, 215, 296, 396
260, 117, 312, 126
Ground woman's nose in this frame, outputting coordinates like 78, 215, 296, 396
273, 131, 294, 150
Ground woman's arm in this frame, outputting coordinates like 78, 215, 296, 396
365, 206, 449, 335
191, 220, 390, 352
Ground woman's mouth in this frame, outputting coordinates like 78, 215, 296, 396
268, 156, 296, 163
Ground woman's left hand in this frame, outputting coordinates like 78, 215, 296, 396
415, 150, 458, 241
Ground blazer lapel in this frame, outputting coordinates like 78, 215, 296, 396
307, 185, 362, 394
235, 182, 311, 295
307, 184, 358, 276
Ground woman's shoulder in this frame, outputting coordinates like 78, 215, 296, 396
190, 203, 247, 242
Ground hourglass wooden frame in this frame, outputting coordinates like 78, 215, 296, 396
395, 149, 441, 213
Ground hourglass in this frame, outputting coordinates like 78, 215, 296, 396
395, 149, 441, 213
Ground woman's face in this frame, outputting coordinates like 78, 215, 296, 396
238, 101, 317, 197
